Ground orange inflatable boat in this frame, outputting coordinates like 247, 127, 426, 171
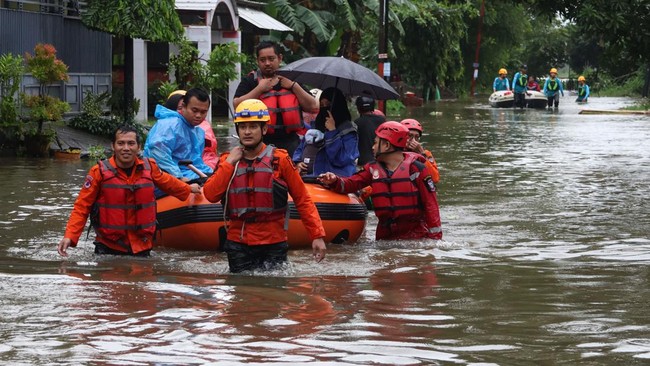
155, 180, 367, 250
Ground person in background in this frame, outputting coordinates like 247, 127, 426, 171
575, 75, 590, 103
202, 99, 326, 273
354, 95, 386, 167
318, 121, 442, 241
165, 90, 218, 170
401, 119, 440, 184
543, 67, 565, 108
144, 88, 213, 181
512, 64, 529, 108
293, 87, 358, 177
493, 68, 511, 92
57, 125, 201, 257
527, 75, 541, 92
233, 41, 319, 157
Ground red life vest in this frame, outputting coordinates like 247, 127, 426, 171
226, 145, 289, 223
94, 159, 157, 251
368, 152, 424, 220
252, 71, 304, 134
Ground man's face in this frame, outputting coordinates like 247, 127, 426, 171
180, 96, 210, 126
257, 47, 282, 78
372, 137, 391, 158
236, 122, 267, 149
112, 131, 139, 168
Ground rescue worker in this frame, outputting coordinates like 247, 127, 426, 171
575, 75, 590, 103
400, 119, 440, 184
164, 90, 218, 169
233, 41, 319, 157
318, 121, 442, 241
543, 68, 565, 108
493, 68, 511, 92
57, 125, 201, 257
512, 64, 529, 108
144, 88, 213, 181
354, 95, 385, 167
293, 87, 359, 177
202, 99, 327, 273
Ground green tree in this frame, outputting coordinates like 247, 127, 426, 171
82, 0, 184, 121
0, 53, 24, 125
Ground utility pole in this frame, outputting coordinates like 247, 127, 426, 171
378, 0, 389, 113
470, 0, 486, 97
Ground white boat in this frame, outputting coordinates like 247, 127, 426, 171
489, 90, 514, 108
525, 90, 547, 109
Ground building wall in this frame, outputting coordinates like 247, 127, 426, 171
1, 8, 111, 113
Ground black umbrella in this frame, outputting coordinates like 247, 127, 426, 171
277, 56, 400, 100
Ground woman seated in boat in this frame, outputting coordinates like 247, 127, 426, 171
293, 87, 359, 178
527, 76, 541, 92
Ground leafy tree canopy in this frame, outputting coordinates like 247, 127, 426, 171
82, 0, 184, 42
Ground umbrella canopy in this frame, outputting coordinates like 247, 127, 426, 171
277, 56, 399, 100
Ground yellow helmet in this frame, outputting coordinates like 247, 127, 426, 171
167, 89, 186, 98
550, 68, 558, 74
578, 76, 586, 82
499, 68, 507, 75
234, 99, 270, 124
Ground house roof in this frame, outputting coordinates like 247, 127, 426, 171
175, 0, 220, 11
238, 7, 292, 31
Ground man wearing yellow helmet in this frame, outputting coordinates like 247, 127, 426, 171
493, 68, 511, 92
543, 67, 565, 108
575, 76, 590, 103
202, 99, 327, 273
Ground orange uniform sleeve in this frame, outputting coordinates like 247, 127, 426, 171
424, 150, 440, 183
202, 153, 236, 203
148, 159, 191, 201
278, 151, 326, 240
416, 162, 442, 239
63, 165, 102, 246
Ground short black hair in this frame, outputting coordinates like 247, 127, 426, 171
256, 40, 282, 58
113, 125, 140, 145
182, 88, 210, 107
164, 93, 184, 111
355, 96, 375, 113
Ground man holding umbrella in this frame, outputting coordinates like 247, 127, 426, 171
234, 41, 318, 157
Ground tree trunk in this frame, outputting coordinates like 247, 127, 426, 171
643, 64, 650, 98
123, 36, 134, 123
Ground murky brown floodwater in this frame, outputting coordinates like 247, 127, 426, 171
1, 96, 649, 365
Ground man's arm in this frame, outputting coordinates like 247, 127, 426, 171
202, 152, 238, 203
149, 159, 193, 200
62, 166, 102, 246
233, 76, 277, 108
416, 164, 442, 239
277, 76, 319, 113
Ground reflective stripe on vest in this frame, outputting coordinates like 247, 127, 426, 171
548, 79, 559, 91
578, 86, 586, 96
369, 152, 423, 220
226, 145, 288, 221
94, 159, 156, 249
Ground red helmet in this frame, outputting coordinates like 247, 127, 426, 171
375, 121, 409, 148
400, 118, 423, 133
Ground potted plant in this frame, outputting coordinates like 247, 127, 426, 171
22, 43, 70, 156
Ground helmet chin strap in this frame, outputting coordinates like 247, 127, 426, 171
374, 139, 393, 159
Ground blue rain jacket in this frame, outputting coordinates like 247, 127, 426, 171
493, 77, 510, 91
543, 77, 565, 97
293, 121, 359, 177
512, 72, 528, 93
144, 105, 213, 180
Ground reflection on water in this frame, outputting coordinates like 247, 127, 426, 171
1, 97, 650, 364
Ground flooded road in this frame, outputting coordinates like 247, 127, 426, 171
1, 96, 649, 365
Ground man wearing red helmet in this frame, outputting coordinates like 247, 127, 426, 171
400, 118, 440, 184
319, 121, 442, 240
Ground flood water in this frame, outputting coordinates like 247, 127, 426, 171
1, 96, 649, 365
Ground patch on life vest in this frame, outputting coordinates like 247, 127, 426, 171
83, 175, 93, 189
370, 167, 379, 180
424, 176, 435, 192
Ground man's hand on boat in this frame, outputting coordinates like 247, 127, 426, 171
317, 172, 338, 185
312, 237, 326, 263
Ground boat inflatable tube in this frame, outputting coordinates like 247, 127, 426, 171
155, 178, 368, 250
488, 90, 514, 108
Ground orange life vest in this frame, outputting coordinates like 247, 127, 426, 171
368, 152, 424, 220
93, 159, 157, 251
252, 71, 304, 134
226, 145, 289, 223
